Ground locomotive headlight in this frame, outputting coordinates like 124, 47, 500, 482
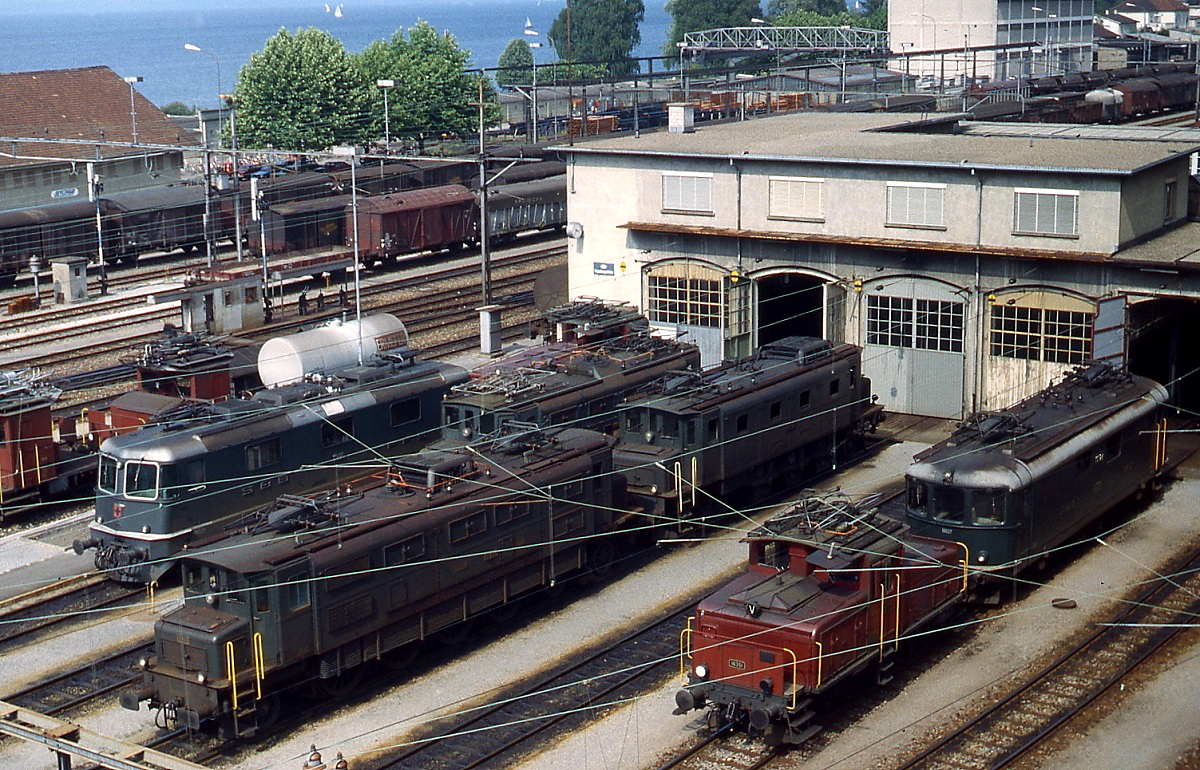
976, 551, 989, 564
141, 526, 151, 534
95, 517, 102, 525
196, 673, 206, 684
694, 664, 708, 679
644, 431, 654, 443
649, 484, 659, 494
205, 594, 216, 606
138, 657, 148, 669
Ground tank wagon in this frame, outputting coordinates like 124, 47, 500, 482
905, 362, 1168, 578
120, 427, 618, 737
615, 336, 883, 534
73, 314, 468, 583
674, 492, 965, 745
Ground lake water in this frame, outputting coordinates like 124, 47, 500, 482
0, 0, 672, 108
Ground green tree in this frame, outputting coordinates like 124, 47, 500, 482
773, 7, 862, 27
159, 100, 197, 116
663, 0, 764, 56
549, 0, 645, 75
357, 21, 496, 150
497, 38, 535, 87
233, 27, 371, 151
768, 0, 847, 16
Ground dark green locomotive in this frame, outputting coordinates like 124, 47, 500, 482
120, 428, 618, 737
905, 363, 1168, 577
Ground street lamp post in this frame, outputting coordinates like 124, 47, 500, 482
524, 21, 542, 143
123, 76, 143, 144
331, 146, 363, 364
377, 79, 394, 150
223, 94, 244, 261
184, 43, 223, 146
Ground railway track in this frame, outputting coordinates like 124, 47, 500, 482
0, 574, 144, 647
368, 602, 704, 770
656, 729, 779, 770
2, 640, 151, 717
894, 529, 1200, 769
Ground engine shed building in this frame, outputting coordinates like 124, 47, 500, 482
558, 111, 1200, 418
0, 66, 195, 213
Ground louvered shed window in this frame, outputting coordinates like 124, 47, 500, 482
886, 182, 945, 228
768, 177, 824, 221
1013, 189, 1078, 236
662, 172, 713, 214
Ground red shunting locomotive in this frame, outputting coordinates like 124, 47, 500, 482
674, 492, 966, 746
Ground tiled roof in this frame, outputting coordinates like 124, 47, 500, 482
1114, 0, 1188, 13
0, 66, 198, 169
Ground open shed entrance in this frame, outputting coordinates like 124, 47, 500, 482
1127, 297, 1200, 414
756, 272, 825, 344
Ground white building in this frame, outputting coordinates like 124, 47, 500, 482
557, 111, 1200, 418
889, 0, 1095, 83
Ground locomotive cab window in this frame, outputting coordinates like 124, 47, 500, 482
124, 461, 159, 500
758, 540, 789, 570
625, 409, 645, 435
968, 488, 1007, 526
98, 455, 120, 494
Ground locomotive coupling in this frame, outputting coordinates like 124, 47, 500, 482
119, 686, 154, 711
71, 537, 99, 555
673, 687, 705, 715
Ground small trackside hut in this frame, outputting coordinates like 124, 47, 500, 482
674, 493, 966, 746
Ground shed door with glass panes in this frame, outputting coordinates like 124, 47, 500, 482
644, 262, 727, 367
863, 282, 966, 418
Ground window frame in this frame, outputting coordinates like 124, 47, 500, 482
767, 176, 825, 222
1012, 188, 1079, 238
661, 171, 714, 215
885, 181, 946, 230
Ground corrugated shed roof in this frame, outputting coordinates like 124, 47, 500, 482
0, 66, 198, 169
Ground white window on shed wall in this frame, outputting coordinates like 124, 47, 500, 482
661, 172, 713, 214
885, 182, 945, 229
768, 176, 824, 221
1013, 189, 1078, 236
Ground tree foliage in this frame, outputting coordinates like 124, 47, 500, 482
663, 0, 764, 56
549, 0, 645, 74
497, 38, 535, 87
767, 0, 846, 15
357, 21, 496, 149
233, 27, 372, 151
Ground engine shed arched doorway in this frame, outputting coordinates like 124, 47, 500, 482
1126, 297, 1200, 414
756, 272, 827, 345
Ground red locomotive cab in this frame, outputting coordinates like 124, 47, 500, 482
676, 493, 967, 745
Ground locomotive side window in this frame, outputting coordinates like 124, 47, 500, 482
246, 438, 283, 471
684, 419, 696, 447
320, 416, 354, 447
449, 512, 488, 543
758, 541, 789, 570
656, 412, 679, 441
124, 461, 159, 500
282, 568, 311, 612
770, 401, 782, 420
182, 563, 205, 597
98, 455, 120, 493
1106, 433, 1122, 460
736, 414, 749, 433
391, 395, 424, 426
800, 390, 811, 409
625, 409, 645, 434
829, 378, 840, 396
707, 418, 718, 440
163, 459, 205, 500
